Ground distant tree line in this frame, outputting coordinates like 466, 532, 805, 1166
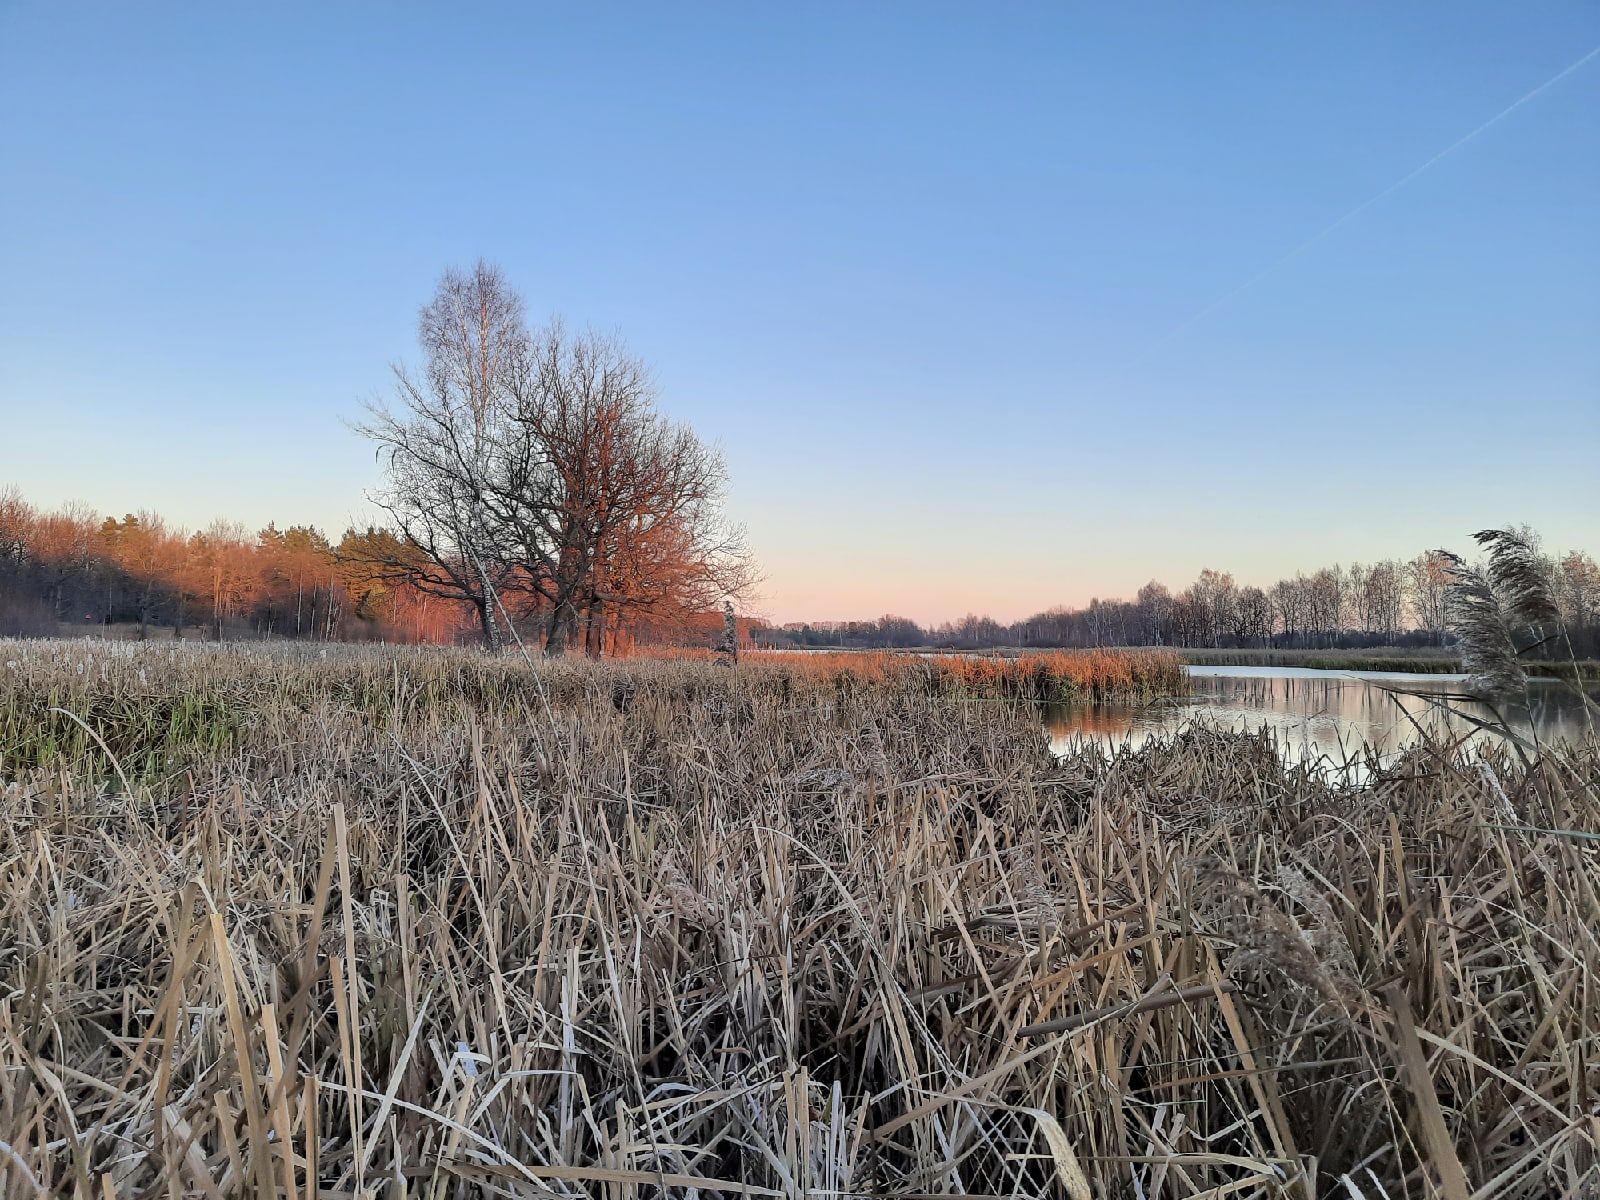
765, 542, 1600, 657
0, 489, 475, 642
0, 489, 747, 650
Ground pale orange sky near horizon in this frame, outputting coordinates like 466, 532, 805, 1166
8, 472, 1595, 628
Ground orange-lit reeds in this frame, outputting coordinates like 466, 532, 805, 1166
628, 645, 1186, 702
742, 646, 1188, 702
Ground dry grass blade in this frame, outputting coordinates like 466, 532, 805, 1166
1016, 980, 1238, 1037
1015, 1107, 1093, 1200
1384, 986, 1470, 1200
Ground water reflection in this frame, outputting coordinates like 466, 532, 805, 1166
1044, 666, 1597, 764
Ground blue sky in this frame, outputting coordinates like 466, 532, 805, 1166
1, 3, 1595, 623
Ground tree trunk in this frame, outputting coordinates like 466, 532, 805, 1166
477, 597, 500, 652
584, 596, 604, 658
544, 600, 575, 657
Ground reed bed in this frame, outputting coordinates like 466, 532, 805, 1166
1, 640, 1597, 1198
716, 648, 1186, 704
0, 644, 1182, 778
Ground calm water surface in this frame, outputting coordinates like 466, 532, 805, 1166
1044, 666, 1597, 763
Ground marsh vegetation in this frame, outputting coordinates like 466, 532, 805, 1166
2, 641, 1597, 1197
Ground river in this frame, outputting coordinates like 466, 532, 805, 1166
1043, 666, 1597, 763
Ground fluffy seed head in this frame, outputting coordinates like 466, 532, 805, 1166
1474, 528, 1559, 626
1440, 550, 1527, 701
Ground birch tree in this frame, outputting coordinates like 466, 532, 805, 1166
355, 261, 528, 649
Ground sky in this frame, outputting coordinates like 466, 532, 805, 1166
1, 3, 1596, 625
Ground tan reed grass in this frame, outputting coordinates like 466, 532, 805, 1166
659, 646, 1189, 704
0, 639, 1596, 1197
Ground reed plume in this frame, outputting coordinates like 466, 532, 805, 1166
1443, 527, 1568, 701
1440, 549, 1527, 700
1473, 526, 1559, 625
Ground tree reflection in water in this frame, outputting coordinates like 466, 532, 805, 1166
1043, 666, 1596, 766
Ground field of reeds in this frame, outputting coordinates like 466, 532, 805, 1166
723, 648, 1186, 704
2, 639, 1598, 1198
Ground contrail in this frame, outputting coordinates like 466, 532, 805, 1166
1165, 41, 1600, 339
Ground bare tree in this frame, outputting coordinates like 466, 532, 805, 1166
1135, 581, 1173, 645
32, 502, 99, 623
1305, 568, 1344, 647
1271, 577, 1306, 647
359, 265, 753, 656
1178, 569, 1236, 647
1407, 551, 1452, 645
191, 521, 256, 640
355, 261, 529, 650
1361, 560, 1406, 643
493, 322, 752, 656
0, 486, 31, 569
1557, 551, 1600, 635
1233, 585, 1272, 646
